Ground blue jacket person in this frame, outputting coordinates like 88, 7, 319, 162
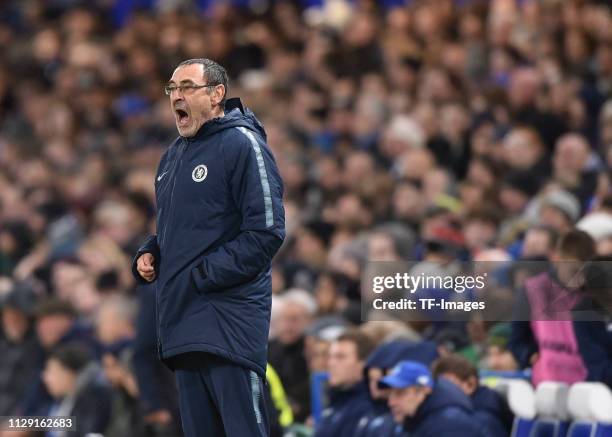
132, 58, 285, 437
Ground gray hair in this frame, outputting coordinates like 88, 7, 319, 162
178, 58, 228, 108
278, 288, 318, 317
100, 294, 138, 325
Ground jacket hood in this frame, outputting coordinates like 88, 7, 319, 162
406, 378, 473, 431
364, 340, 439, 408
471, 385, 505, 416
186, 97, 267, 141
365, 340, 439, 372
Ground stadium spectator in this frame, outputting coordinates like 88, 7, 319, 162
314, 330, 374, 437
268, 289, 317, 422
42, 343, 112, 437
0, 280, 44, 416
379, 360, 484, 437
483, 323, 519, 373
20, 298, 100, 417
96, 295, 145, 437
510, 229, 596, 386
432, 354, 513, 437
358, 340, 438, 437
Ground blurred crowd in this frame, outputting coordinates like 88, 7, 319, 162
1, 0, 612, 435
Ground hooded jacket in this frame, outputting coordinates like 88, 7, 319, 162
402, 379, 485, 437
471, 385, 513, 437
357, 341, 439, 437
132, 98, 285, 376
314, 382, 374, 437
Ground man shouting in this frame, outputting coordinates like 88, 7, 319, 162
133, 58, 285, 437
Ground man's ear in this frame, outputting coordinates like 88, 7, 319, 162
467, 376, 478, 394
212, 84, 226, 107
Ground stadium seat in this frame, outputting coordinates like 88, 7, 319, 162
530, 382, 571, 437
567, 383, 612, 437
494, 379, 536, 437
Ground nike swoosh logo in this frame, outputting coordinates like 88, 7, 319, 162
157, 171, 168, 182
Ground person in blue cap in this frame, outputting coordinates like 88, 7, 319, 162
356, 340, 439, 437
378, 360, 485, 437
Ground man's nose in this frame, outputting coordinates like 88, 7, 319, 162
170, 92, 184, 104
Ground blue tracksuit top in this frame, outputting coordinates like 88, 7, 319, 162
132, 98, 285, 377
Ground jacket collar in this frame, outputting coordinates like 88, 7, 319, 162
181, 97, 246, 142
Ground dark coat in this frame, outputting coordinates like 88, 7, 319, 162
357, 340, 439, 436
268, 337, 310, 422
0, 327, 44, 416
402, 379, 485, 437
47, 363, 112, 437
314, 382, 374, 437
20, 321, 100, 416
471, 385, 513, 437
132, 283, 181, 433
132, 98, 285, 377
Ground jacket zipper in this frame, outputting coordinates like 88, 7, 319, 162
160, 140, 185, 250
156, 138, 187, 358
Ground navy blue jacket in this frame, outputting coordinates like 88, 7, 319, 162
471, 385, 513, 437
132, 283, 181, 431
356, 413, 402, 437
132, 98, 285, 377
357, 340, 439, 436
571, 296, 612, 387
314, 382, 374, 437
402, 379, 485, 437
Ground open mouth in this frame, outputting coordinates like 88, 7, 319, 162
175, 108, 190, 126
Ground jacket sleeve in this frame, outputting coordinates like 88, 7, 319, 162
131, 235, 161, 284
508, 287, 538, 369
192, 128, 285, 293
573, 320, 612, 386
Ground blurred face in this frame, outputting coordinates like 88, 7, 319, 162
314, 275, 339, 313
328, 340, 363, 387
467, 160, 495, 189
43, 358, 76, 398
500, 187, 528, 214
503, 130, 542, 170
388, 386, 430, 423
306, 338, 330, 372
52, 262, 87, 300
167, 64, 225, 137
36, 314, 73, 349
539, 206, 571, 233
343, 153, 374, 189
296, 229, 326, 265
96, 305, 133, 345
368, 233, 399, 261
1, 307, 28, 342
276, 302, 310, 345
368, 367, 390, 400
464, 220, 496, 252
392, 183, 424, 221
554, 134, 589, 174
597, 237, 612, 256
486, 345, 518, 372
522, 229, 553, 258
552, 253, 584, 289
440, 373, 476, 396
102, 353, 124, 387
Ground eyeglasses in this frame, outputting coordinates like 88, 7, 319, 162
164, 83, 217, 96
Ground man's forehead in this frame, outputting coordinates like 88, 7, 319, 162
169, 64, 204, 82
